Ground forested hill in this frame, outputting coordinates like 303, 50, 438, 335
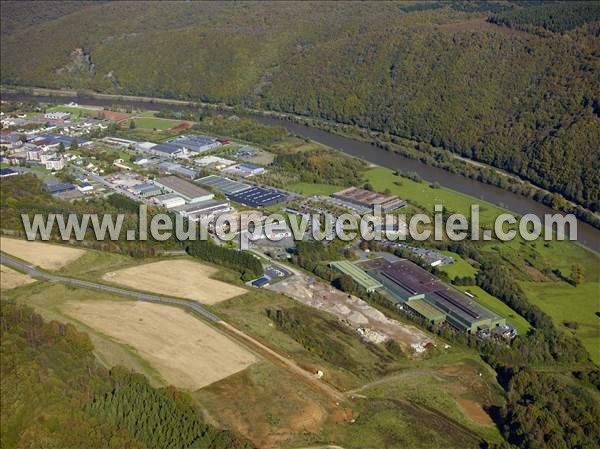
1, 1, 599, 210
0, 301, 254, 449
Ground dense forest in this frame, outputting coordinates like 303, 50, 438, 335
0, 301, 254, 449
1, 1, 599, 211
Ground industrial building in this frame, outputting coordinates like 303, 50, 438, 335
330, 260, 383, 293
222, 162, 266, 178
153, 176, 214, 203
171, 199, 230, 220
360, 258, 505, 333
44, 182, 76, 195
44, 111, 71, 120
195, 155, 236, 169
151, 143, 189, 158
332, 186, 406, 212
158, 162, 197, 179
153, 193, 186, 209
130, 183, 162, 198
196, 175, 251, 195
166, 135, 221, 153
227, 186, 287, 208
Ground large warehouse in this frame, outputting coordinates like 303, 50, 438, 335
166, 135, 221, 153
227, 186, 288, 208
330, 260, 383, 293
197, 175, 251, 195
332, 186, 406, 212
360, 258, 505, 333
153, 176, 214, 203
171, 199, 230, 220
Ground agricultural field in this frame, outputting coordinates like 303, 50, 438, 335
61, 300, 257, 390
102, 259, 246, 304
0, 237, 85, 270
0, 264, 34, 290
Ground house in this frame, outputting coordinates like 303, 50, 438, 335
113, 159, 132, 171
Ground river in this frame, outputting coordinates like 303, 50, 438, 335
3, 92, 598, 252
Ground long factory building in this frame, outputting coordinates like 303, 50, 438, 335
356, 258, 506, 334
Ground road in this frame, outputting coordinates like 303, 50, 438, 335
0, 252, 345, 402
69, 164, 142, 201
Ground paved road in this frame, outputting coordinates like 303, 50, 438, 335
0, 253, 221, 323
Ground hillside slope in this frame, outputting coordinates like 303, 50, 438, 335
1, 1, 599, 210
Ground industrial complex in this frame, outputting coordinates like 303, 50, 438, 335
333, 257, 512, 336
332, 186, 406, 212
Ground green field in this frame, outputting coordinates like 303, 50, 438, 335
439, 251, 478, 280
130, 116, 183, 130
47, 105, 98, 116
521, 281, 600, 364
288, 182, 343, 195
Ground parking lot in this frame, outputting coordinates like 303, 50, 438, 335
264, 264, 292, 281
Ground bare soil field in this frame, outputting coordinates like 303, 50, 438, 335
102, 259, 246, 304
61, 300, 257, 390
0, 265, 34, 290
269, 274, 433, 354
0, 237, 85, 270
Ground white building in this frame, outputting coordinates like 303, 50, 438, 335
44, 112, 71, 120
45, 158, 65, 171
153, 193, 186, 209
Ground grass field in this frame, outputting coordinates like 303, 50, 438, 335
288, 182, 343, 195
521, 281, 600, 364
0, 264, 34, 290
102, 259, 246, 304
130, 116, 183, 130
62, 299, 257, 390
0, 237, 86, 270
47, 105, 98, 116
438, 251, 478, 280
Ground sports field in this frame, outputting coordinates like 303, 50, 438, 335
130, 116, 183, 130
0, 237, 85, 270
0, 265, 34, 290
102, 259, 246, 304
61, 300, 257, 390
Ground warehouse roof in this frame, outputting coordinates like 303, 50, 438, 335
196, 175, 251, 194
330, 260, 383, 292
154, 176, 212, 199
406, 298, 446, 322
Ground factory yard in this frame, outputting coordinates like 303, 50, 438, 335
102, 259, 246, 304
0, 237, 85, 270
0, 264, 34, 290
268, 273, 433, 353
61, 300, 257, 390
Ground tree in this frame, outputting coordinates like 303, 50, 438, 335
570, 263, 584, 285
58, 142, 65, 153
129, 120, 136, 129
363, 182, 374, 191
70, 139, 79, 150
